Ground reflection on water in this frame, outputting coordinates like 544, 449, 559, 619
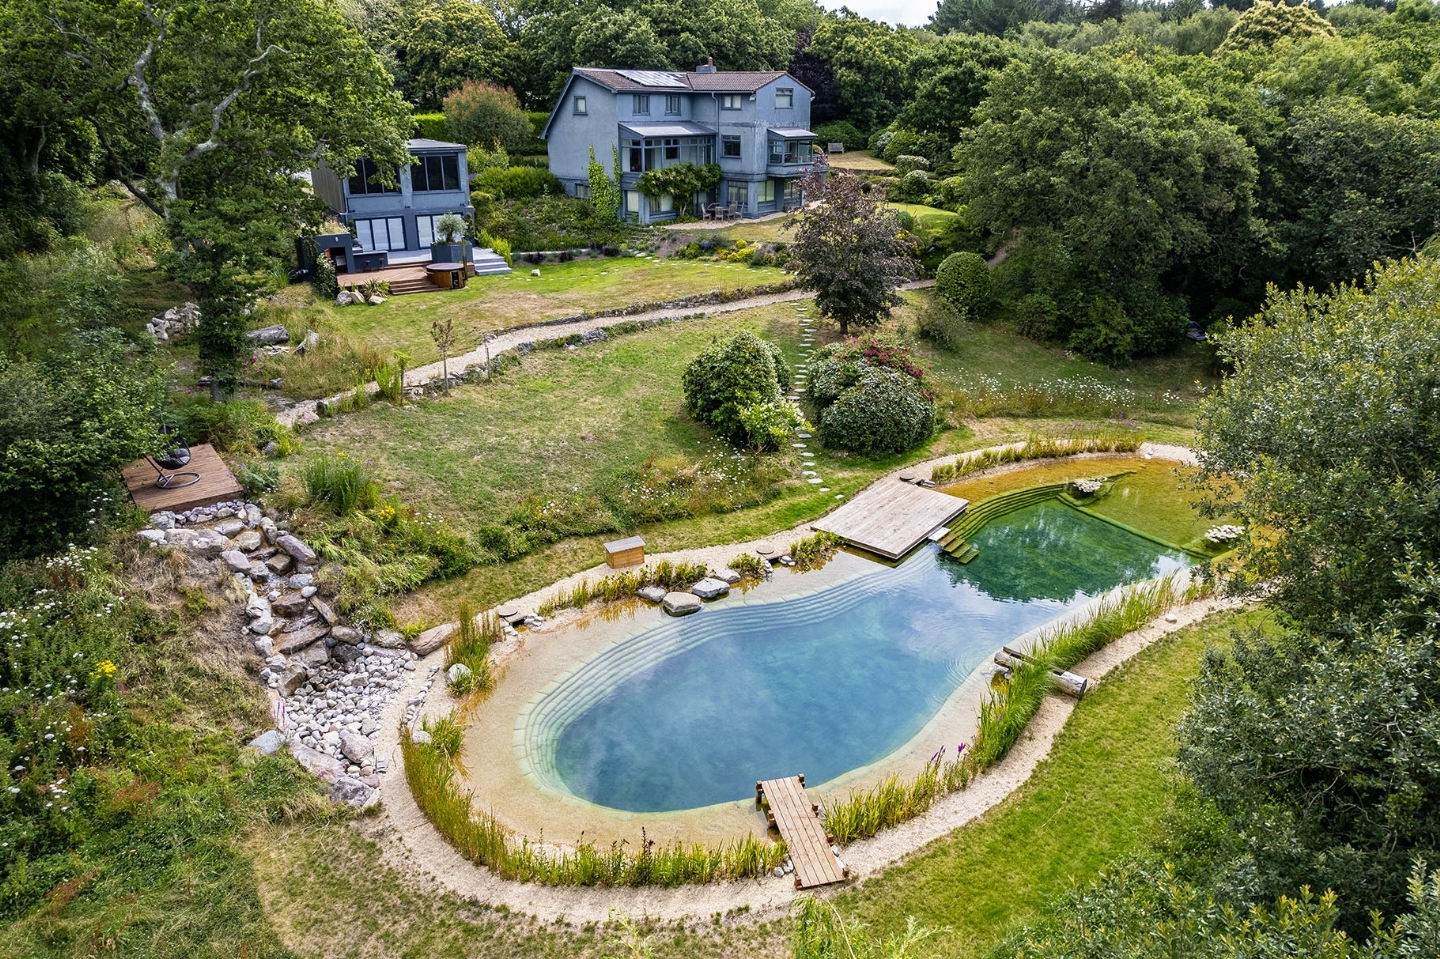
544, 501, 1188, 813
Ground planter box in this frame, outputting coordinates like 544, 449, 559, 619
429, 241, 471, 263
604, 536, 645, 569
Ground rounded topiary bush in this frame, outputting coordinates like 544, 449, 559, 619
681, 331, 787, 446
935, 252, 992, 317
819, 366, 937, 457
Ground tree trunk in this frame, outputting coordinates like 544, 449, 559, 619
993, 650, 1089, 698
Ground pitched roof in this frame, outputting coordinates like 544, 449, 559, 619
573, 67, 790, 94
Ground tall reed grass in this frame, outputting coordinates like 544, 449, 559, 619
301, 452, 381, 514
970, 576, 1179, 769
931, 425, 1145, 483
536, 560, 708, 616
402, 733, 787, 886
445, 603, 497, 694
789, 896, 940, 959
818, 575, 1182, 847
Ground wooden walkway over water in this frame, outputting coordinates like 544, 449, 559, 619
757, 775, 848, 889
811, 478, 968, 559
123, 443, 243, 513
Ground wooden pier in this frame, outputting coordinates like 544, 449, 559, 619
811, 478, 968, 559
757, 775, 848, 889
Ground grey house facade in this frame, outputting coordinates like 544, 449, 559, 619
311, 139, 474, 259
541, 64, 819, 223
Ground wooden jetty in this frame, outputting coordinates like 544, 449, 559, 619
757, 775, 849, 889
122, 443, 243, 514
811, 478, 968, 559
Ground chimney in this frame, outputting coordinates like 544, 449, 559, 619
696, 56, 717, 73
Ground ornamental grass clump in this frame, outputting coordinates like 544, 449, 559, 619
822, 747, 971, 844
445, 603, 497, 695
301, 452, 380, 515
536, 560, 709, 615
788, 530, 844, 571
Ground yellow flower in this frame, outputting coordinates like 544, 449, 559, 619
91, 660, 117, 679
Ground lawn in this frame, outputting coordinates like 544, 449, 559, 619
288, 292, 1208, 624
835, 606, 1272, 957
829, 150, 897, 173
886, 202, 960, 233
291, 254, 787, 364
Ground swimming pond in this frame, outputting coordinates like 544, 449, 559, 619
523, 499, 1190, 814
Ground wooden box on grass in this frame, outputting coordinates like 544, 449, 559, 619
604, 536, 645, 569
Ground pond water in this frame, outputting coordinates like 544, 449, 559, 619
530, 499, 1189, 813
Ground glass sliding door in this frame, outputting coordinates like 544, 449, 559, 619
354, 217, 407, 251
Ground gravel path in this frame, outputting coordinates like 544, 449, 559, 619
273, 280, 934, 428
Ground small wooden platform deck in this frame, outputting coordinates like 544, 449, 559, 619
757, 775, 848, 889
811, 478, 969, 559
122, 443, 243, 514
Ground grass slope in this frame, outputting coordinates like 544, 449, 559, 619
835, 607, 1271, 957
305, 256, 786, 364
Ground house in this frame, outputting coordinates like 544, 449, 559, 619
541, 61, 820, 223
310, 138, 475, 270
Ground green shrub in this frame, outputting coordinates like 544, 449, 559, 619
819, 366, 937, 457
729, 552, 766, 578
412, 113, 449, 140
442, 81, 532, 149
813, 120, 865, 151
172, 398, 293, 456
1013, 292, 1061, 341
475, 229, 511, 265
936, 252, 993, 317
0, 333, 164, 557
472, 165, 563, 201
301, 453, 380, 515
681, 331, 789, 447
235, 460, 280, 496
1068, 294, 1142, 364
788, 530, 845, 571
313, 250, 338, 299
915, 297, 966, 351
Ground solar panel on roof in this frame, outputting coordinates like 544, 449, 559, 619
616, 69, 686, 87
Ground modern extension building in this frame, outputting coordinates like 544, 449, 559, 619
541, 61, 820, 223
309, 138, 475, 267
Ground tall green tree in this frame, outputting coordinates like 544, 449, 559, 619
786, 172, 917, 336
809, 13, 920, 134
960, 50, 1260, 358
50, 0, 411, 395
1195, 255, 1440, 625
397, 0, 513, 108
929, 0, 1069, 37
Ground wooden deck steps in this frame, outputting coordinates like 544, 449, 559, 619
757, 775, 848, 889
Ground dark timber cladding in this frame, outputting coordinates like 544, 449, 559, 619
757, 775, 848, 889
811, 479, 969, 559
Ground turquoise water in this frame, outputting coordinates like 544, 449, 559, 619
540, 501, 1187, 813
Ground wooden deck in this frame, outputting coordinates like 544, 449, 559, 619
757, 775, 848, 889
811, 479, 969, 559
122, 443, 243, 514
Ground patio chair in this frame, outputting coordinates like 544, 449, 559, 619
725, 201, 740, 220
146, 424, 200, 489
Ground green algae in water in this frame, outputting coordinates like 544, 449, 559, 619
944, 456, 1217, 551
